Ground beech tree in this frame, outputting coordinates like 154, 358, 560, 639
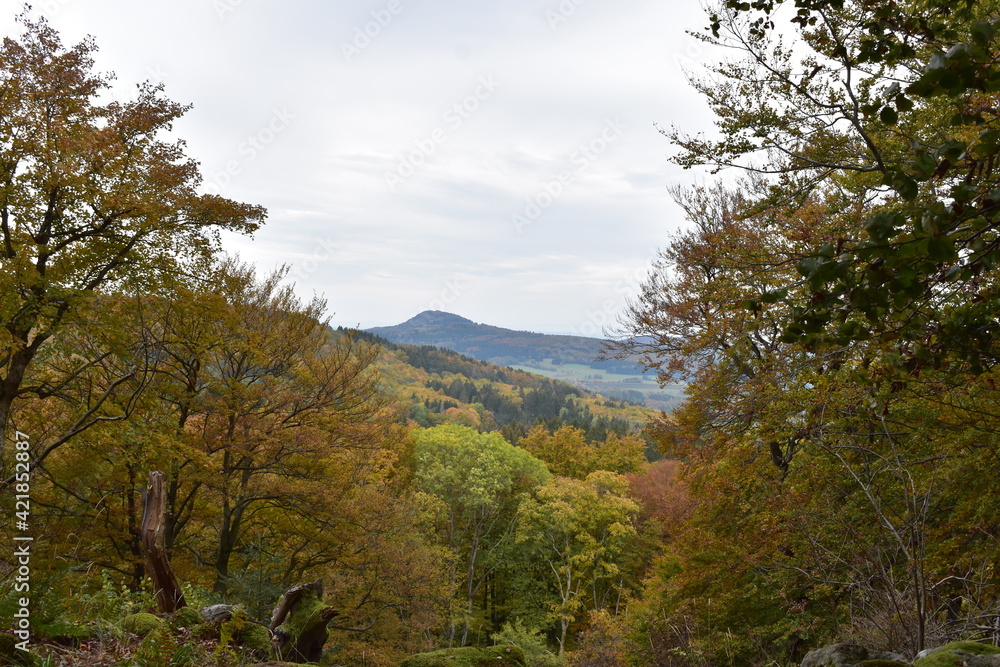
413, 424, 549, 646
516, 471, 638, 655
0, 14, 265, 473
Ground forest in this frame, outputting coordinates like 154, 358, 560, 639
2, 0, 1000, 665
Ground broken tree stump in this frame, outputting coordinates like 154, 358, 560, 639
268, 580, 338, 663
140, 471, 187, 613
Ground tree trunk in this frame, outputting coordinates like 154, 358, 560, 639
140, 470, 187, 613
269, 580, 338, 663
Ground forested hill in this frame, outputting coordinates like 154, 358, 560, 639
351, 328, 656, 447
367, 310, 641, 375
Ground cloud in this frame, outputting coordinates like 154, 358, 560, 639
1, 0, 713, 334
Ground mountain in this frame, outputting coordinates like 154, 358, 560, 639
369, 310, 624, 370
346, 329, 658, 449
366, 311, 682, 411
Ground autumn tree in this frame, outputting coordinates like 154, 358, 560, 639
0, 13, 264, 476
516, 471, 638, 655
519, 424, 647, 479
413, 424, 549, 646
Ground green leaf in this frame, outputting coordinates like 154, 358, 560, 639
911, 152, 937, 180
890, 172, 919, 200
880, 106, 899, 125
970, 21, 996, 45
926, 236, 957, 261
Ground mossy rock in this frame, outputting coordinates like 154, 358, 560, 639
860, 661, 911, 667
169, 606, 203, 629
235, 621, 274, 660
398, 645, 526, 667
915, 641, 1000, 667
119, 612, 165, 637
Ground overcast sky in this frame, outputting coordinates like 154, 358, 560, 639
2, 0, 716, 335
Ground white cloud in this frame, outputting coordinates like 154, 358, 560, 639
1, 0, 713, 334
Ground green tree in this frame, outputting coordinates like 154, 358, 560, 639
414, 424, 549, 646
671, 0, 1000, 370
516, 471, 638, 655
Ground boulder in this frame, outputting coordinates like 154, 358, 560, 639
199, 603, 235, 623
398, 645, 526, 666
802, 643, 871, 667
914, 641, 1000, 667
119, 612, 165, 637
953, 652, 1000, 667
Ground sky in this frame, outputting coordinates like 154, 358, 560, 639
1, 0, 717, 336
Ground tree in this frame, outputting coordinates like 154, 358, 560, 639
414, 424, 549, 646
669, 0, 1000, 372
0, 13, 265, 474
516, 471, 638, 655
519, 424, 647, 479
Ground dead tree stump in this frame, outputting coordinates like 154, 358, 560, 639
268, 580, 338, 663
140, 471, 187, 613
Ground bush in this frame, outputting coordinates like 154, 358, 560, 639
492, 619, 561, 667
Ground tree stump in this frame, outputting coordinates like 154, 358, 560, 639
268, 580, 338, 663
140, 471, 187, 613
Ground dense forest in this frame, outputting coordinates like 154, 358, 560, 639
3, 0, 1000, 665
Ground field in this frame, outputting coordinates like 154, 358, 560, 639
511, 361, 685, 412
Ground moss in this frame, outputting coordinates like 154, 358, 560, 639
169, 606, 203, 629
235, 621, 273, 660
398, 645, 527, 667
860, 661, 911, 667
277, 585, 327, 641
915, 641, 1000, 667
119, 612, 165, 637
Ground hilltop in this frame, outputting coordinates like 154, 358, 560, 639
350, 329, 659, 448
367, 311, 682, 410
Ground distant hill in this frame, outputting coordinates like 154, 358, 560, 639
366, 311, 682, 411
368, 310, 635, 373
345, 329, 658, 450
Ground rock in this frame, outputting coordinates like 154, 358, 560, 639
953, 652, 1000, 667
398, 645, 526, 666
169, 606, 203, 629
232, 620, 273, 660
801, 643, 872, 667
119, 612, 165, 637
871, 651, 908, 663
914, 641, 1000, 667
199, 603, 235, 623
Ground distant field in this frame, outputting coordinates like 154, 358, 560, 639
511, 361, 685, 411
